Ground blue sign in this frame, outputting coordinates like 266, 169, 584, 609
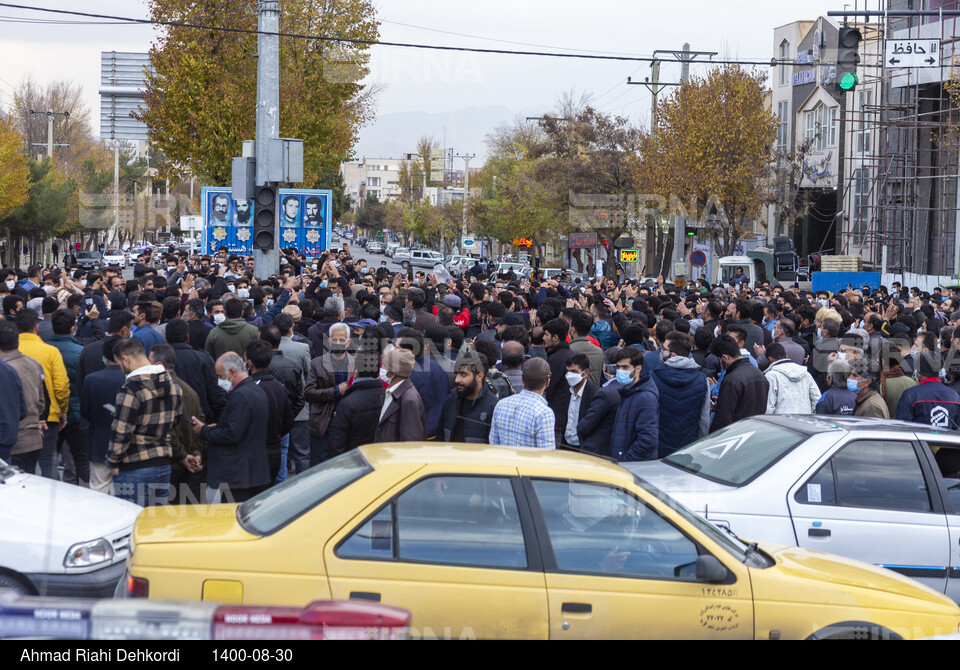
792, 69, 816, 86
201, 187, 332, 256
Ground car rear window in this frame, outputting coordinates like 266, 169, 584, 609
663, 419, 808, 487
237, 451, 372, 535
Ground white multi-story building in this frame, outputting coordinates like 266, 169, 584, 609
341, 157, 405, 208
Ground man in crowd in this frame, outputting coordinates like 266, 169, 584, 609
489, 358, 556, 449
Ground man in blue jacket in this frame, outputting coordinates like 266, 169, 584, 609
650, 332, 710, 458
48, 309, 89, 485
897, 351, 960, 429
610, 347, 660, 462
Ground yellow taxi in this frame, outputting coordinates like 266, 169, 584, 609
123, 445, 960, 639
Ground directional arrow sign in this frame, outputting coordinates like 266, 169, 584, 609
885, 39, 941, 67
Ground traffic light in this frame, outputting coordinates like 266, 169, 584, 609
253, 184, 276, 251
836, 26, 862, 93
684, 225, 697, 237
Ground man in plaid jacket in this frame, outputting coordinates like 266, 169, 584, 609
107, 337, 183, 506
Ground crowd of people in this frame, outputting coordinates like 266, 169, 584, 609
0, 241, 958, 507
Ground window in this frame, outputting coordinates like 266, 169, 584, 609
779, 40, 790, 86
238, 451, 371, 536
663, 418, 808, 487
857, 90, 873, 154
829, 106, 839, 146
776, 101, 789, 160
367, 177, 381, 187
532, 480, 701, 580
852, 168, 870, 246
338, 476, 528, 569
805, 108, 817, 148
794, 440, 932, 513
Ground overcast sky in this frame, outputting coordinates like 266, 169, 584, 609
0, 1, 844, 156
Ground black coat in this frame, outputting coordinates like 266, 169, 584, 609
545, 341, 574, 430
188, 320, 212, 352
437, 384, 499, 443
577, 382, 619, 456
710, 358, 770, 433
250, 371, 294, 455
267, 350, 305, 418
171, 342, 227, 422
200, 376, 271, 490
326, 378, 386, 458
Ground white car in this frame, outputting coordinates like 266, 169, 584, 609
625, 415, 960, 603
101, 249, 125, 268
0, 459, 141, 598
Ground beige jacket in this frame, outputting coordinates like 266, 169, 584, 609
1, 350, 45, 455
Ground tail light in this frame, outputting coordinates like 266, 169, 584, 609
126, 575, 149, 598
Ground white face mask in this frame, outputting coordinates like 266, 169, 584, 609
379, 367, 392, 384
227, 284, 236, 293
213, 313, 226, 325
237, 288, 249, 299
4, 280, 14, 291
565, 371, 584, 387
218, 377, 232, 393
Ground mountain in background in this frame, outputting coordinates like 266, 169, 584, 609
351, 105, 518, 164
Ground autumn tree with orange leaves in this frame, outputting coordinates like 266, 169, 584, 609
136, 0, 380, 188
642, 65, 778, 258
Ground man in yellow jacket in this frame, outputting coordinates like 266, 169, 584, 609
16, 309, 70, 480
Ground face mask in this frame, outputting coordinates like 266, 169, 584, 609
265, 299, 275, 309
4, 280, 14, 291
565, 371, 584, 387
846, 378, 860, 393
44, 285, 57, 296
616, 369, 634, 386
837, 352, 847, 361
312, 264, 319, 271
414, 279, 420, 286
213, 313, 226, 325
379, 314, 387, 323
227, 284, 236, 293
910, 347, 920, 357
361, 268, 370, 274
218, 377, 233, 393
320, 280, 328, 289
379, 367, 391, 384
329, 343, 347, 354
714, 326, 721, 338
105, 300, 112, 312
818, 299, 828, 307
237, 288, 250, 299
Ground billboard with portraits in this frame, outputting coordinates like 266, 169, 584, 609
201, 186, 332, 256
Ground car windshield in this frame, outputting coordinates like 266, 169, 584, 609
237, 451, 372, 536
78, 252, 100, 258
633, 475, 771, 568
662, 419, 808, 487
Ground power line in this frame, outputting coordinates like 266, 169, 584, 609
0, 3, 800, 67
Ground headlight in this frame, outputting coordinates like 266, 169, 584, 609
63, 538, 114, 568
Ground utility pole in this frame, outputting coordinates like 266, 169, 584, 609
452, 153, 475, 237
28, 110, 70, 158
254, 0, 281, 280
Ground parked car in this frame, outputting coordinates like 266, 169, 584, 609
366, 241, 385, 254
626, 415, 960, 604
446, 256, 475, 277
392, 248, 411, 265
75, 251, 102, 271
101, 249, 126, 268
491, 262, 531, 279
399, 249, 444, 270
0, 458, 141, 598
120, 445, 960, 639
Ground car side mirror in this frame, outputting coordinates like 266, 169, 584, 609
696, 555, 729, 583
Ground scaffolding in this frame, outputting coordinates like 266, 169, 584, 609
837, 0, 960, 279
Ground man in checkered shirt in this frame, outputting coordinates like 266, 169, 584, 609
107, 338, 183, 506
489, 358, 556, 449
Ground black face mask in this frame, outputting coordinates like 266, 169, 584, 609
329, 343, 348, 354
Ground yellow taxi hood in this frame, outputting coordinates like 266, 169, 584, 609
133, 504, 257, 545
760, 544, 959, 611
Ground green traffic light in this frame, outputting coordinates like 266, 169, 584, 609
839, 72, 858, 91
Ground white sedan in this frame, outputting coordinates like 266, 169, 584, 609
625, 415, 960, 603
0, 459, 141, 598
101, 249, 126, 268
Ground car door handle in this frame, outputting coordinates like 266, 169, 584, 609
561, 602, 592, 614
808, 528, 831, 538
349, 591, 381, 602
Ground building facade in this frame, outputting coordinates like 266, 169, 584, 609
341, 157, 405, 209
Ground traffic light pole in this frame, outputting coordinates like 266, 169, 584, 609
254, 0, 281, 281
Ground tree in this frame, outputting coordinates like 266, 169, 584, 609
0, 116, 30, 221
136, 0, 380, 186
0, 158, 74, 262
398, 135, 443, 202
768, 136, 816, 241
646, 65, 778, 258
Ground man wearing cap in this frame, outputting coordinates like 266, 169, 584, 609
489, 357, 556, 449
376, 348, 427, 442
896, 351, 960, 429
434, 291, 471, 331
382, 298, 406, 337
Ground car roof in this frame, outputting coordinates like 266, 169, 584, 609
748, 413, 960, 438
359, 443, 633, 481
